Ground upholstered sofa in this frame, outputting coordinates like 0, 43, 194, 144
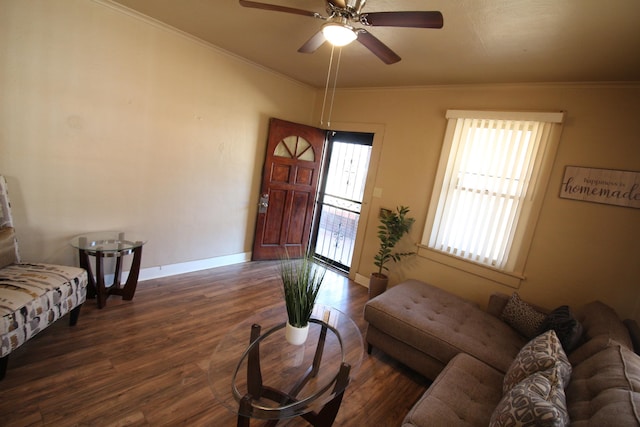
364, 279, 640, 426
0, 175, 88, 380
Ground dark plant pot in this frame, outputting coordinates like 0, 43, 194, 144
369, 273, 389, 300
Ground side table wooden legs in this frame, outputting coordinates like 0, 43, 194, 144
112, 245, 143, 301
78, 245, 143, 309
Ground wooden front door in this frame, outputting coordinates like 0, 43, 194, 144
252, 118, 327, 260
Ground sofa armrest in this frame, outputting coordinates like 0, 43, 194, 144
623, 319, 640, 355
487, 293, 510, 318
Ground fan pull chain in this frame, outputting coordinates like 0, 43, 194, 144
320, 45, 342, 128
326, 47, 342, 128
320, 45, 335, 127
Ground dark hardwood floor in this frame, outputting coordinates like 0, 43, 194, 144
0, 261, 430, 426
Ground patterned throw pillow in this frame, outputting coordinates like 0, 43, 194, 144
503, 330, 572, 394
501, 292, 546, 338
490, 371, 570, 427
539, 305, 584, 353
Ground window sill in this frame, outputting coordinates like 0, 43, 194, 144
416, 245, 524, 289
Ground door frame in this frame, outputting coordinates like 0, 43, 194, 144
318, 121, 386, 282
310, 130, 374, 273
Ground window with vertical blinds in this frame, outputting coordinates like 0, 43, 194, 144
421, 110, 564, 280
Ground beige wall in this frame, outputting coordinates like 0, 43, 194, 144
0, 0, 316, 269
2, 1, 639, 321
318, 84, 640, 321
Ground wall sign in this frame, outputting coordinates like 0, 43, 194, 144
560, 166, 640, 209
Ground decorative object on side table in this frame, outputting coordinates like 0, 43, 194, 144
280, 254, 326, 345
370, 205, 415, 299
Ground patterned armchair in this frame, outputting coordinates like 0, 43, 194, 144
0, 175, 88, 380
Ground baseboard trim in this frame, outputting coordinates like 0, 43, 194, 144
106, 252, 252, 284
139, 252, 252, 281
355, 273, 370, 288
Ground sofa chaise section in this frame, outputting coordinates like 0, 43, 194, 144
364, 279, 527, 379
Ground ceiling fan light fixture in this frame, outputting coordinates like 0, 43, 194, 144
322, 23, 357, 46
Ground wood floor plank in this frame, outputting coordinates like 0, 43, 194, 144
0, 261, 430, 426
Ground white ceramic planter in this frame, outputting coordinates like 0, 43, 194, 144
285, 322, 309, 345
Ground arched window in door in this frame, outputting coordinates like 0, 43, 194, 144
274, 136, 315, 161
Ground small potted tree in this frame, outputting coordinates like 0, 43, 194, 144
280, 254, 326, 345
370, 205, 415, 299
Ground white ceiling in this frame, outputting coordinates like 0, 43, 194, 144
109, 0, 640, 88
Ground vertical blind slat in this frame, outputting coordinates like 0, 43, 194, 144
494, 119, 522, 265
454, 118, 480, 257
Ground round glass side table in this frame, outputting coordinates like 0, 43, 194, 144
70, 231, 146, 309
209, 304, 363, 426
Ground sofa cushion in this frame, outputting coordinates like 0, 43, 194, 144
566, 341, 640, 426
569, 335, 614, 366
365, 279, 527, 373
503, 330, 572, 394
490, 370, 570, 427
0, 227, 17, 269
0, 263, 88, 358
577, 301, 633, 350
501, 292, 546, 339
402, 353, 504, 427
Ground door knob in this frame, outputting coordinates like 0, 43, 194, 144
258, 194, 269, 213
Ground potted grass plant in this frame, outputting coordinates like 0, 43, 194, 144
280, 254, 326, 345
370, 205, 415, 299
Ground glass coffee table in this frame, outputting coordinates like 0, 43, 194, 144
70, 231, 146, 309
209, 305, 363, 426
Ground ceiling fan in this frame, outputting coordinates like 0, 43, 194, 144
239, 0, 443, 64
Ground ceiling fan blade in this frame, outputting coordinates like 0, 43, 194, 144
357, 30, 401, 64
361, 11, 444, 29
239, 0, 318, 18
298, 31, 327, 53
